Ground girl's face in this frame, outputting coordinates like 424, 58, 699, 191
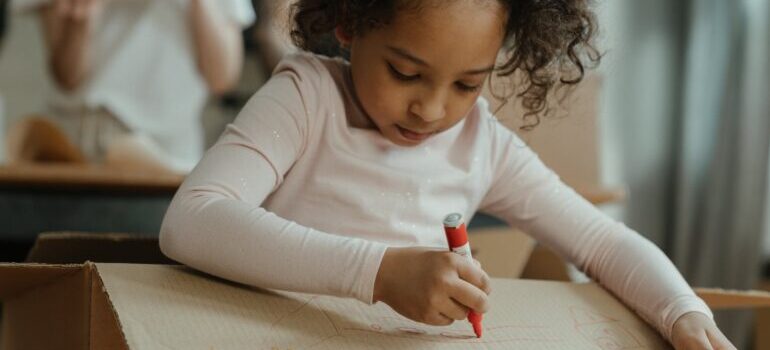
341, 1, 507, 147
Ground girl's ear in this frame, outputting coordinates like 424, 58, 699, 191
335, 25, 352, 48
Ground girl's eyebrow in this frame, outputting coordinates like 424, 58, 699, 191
387, 45, 428, 66
464, 66, 495, 76
386, 45, 495, 76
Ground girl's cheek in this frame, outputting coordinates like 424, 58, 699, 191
375, 84, 406, 107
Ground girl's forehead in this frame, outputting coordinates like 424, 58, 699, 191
386, 0, 506, 41
375, 1, 506, 64
395, 0, 504, 14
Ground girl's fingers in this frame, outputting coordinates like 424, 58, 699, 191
706, 328, 737, 350
473, 258, 482, 269
676, 330, 712, 350
438, 297, 469, 321
425, 312, 454, 326
448, 278, 489, 314
455, 259, 491, 294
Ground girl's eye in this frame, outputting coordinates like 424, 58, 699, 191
455, 82, 481, 93
387, 63, 419, 81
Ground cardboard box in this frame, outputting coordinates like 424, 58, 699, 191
2, 233, 769, 349
2, 262, 671, 349
483, 73, 604, 191
24, 232, 176, 265
520, 244, 573, 282
468, 227, 535, 279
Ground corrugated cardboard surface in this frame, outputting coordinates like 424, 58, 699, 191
2, 261, 769, 349
96, 263, 669, 349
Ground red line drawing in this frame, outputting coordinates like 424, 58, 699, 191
570, 307, 643, 350
269, 295, 670, 348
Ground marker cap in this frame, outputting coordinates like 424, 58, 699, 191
443, 213, 468, 248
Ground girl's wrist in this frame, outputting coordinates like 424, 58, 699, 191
373, 247, 399, 303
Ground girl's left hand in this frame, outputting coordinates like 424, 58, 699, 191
670, 312, 736, 350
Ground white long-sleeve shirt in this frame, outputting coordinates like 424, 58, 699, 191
159, 52, 713, 341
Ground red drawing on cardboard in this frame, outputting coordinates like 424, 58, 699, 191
571, 307, 643, 349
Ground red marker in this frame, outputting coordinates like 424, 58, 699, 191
443, 213, 483, 338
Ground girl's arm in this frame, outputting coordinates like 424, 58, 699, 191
188, 0, 244, 95
159, 57, 387, 303
479, 126, 714, 343
39, 0, 102, 92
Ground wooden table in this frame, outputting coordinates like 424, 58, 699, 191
0, 163, 183, 193
0, 164, 181, 247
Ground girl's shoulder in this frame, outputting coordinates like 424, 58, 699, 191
468, 96, 527, 154
267, 52, 351, 111
272, 52, 347, 89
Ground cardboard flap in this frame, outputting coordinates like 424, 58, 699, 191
695, 287, 770, 310
26, 231, 175, 265
468, 227, 535, 279
90, 264, 130, 350
94, 263, 669, 349
1, 263, 91, 350
0, 263, 82, 299
487, 74, 603, 190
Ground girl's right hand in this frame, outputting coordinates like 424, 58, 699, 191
373, 246, 492, 326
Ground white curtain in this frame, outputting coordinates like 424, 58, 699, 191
598, 0, 770, 347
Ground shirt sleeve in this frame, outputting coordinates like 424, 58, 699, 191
218, 0, 256, 28
159, 54, 388, 304
478, 118, 713, 342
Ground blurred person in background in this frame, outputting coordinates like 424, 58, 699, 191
250, 0, 293, 78
252, 0, 347, 78
248, 0, 341, 78
5, 0, 255, 173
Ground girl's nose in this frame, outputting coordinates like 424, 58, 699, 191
409, 92, 446, 123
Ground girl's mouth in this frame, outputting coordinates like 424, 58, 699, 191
397, 125, 433, 142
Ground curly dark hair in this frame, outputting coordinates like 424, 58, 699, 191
290, 0, 601, 129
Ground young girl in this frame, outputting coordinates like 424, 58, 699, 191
160, 1, 735, 348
